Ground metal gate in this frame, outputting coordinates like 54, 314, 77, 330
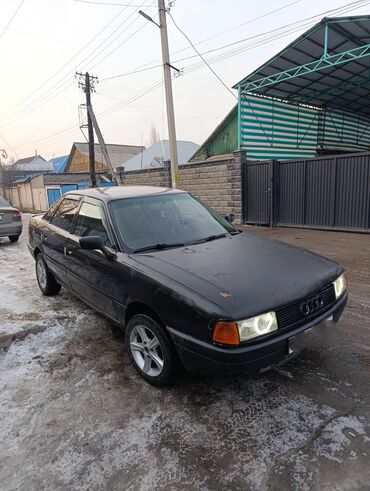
244, 152, 370, 232
245, 160, 272, 225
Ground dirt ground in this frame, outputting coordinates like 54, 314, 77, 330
0, 216, 369, 491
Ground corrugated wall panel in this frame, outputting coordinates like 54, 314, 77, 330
278, 161, 305, 225
246, 153, 370, 231
246, 162, 271, 224
335, 155, 370, 229
240, 94, 318, 160
320, 109, 370, 151
305, 158, 336, 227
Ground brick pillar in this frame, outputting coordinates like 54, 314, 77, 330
163, 160, 172, 188
229, 150, 246, 224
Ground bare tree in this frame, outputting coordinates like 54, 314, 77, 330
1, 157, 17, 188
147, 123, 160, 147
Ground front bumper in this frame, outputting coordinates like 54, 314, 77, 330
168, 292, 348, 374
0, 222, 22, 237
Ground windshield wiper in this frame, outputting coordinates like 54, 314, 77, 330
189, 233, 228, 245
133, 242, 185, 253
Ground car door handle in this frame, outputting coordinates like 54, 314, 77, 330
64, 246, 72, 256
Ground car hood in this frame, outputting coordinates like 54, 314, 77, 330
132, 232, 342, 319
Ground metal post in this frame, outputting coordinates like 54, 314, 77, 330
85, 72, 96, 188
158, 0, 178, 188
323, 21, 329, 59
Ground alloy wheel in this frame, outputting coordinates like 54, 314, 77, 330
36, 259, 47, 290
129, 324, 164, 376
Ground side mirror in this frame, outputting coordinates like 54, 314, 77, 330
79, 236, 115, 260
224, 213, 235, 224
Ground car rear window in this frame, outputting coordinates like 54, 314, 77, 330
0, 196, 10, 207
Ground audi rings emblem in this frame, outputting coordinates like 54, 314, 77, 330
299, 295, 324, 316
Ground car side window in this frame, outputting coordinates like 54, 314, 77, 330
73, 201, 113, 248
50, 197, 81, 232
43, 199, 62, 222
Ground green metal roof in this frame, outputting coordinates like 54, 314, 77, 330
234, 15, 370, 116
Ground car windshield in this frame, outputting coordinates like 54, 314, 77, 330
110, 192, 238, 252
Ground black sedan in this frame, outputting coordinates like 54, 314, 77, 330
28, 186, 347, 386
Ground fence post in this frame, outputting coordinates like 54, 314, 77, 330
232, 149, 247, 224
270, 159, 278, 227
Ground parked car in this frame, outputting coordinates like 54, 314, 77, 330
0, 196, 22, 242
28, 186, 347, 386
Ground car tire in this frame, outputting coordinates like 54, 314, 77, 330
9, 235, 20, 243
126, 314, 176, 387
35, 253, 61, 296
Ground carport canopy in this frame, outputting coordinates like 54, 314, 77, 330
234, 15, 370, 116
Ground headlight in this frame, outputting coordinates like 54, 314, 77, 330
333, 273, 346, 299
237, 311, 278, 342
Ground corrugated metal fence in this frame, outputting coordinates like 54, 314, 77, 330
244, 152, 370, 232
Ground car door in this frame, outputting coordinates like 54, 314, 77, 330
65, 197, 117, 316
42, 195, 81, 285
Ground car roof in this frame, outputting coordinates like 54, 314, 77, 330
65, 185, 186, 202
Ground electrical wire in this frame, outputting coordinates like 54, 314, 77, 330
74, 0, 152, 6
101, 0, 370, 82
0, 1, 156, 127
167, 11, 237, 99
8, 0, 370, 153
0, 0, 25, 41
0, 0, 143, 123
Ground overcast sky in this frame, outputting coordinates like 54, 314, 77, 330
0, 0, 369, 161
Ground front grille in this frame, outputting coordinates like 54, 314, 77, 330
276, 284, 336, 330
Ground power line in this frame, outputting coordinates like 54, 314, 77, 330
74, 0, 152, 6
0, 0, 25, 41
9, 0, 370, 151
167, 11, 237, 99
171, 0, 304, 58
0, 0, 138, 122
0, 1, 155, 126
100, 0, 369, 82
0, 129, 19, 160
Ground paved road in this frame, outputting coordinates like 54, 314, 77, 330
0, 217, 369, 490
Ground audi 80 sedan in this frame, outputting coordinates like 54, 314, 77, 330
28, 186, 347, 386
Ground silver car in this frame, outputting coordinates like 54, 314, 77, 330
0, 196, 22, 242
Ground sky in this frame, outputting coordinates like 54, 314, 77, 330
0, 0, 369, 162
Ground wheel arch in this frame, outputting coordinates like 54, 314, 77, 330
125, 301, 166, 330
34, 246, 41, 257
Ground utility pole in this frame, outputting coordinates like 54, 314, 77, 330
140, 2, 179, 188
158, 0, 179, 188
76, 72, 98, 188
0, 149, 8, 196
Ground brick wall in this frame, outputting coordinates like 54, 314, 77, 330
122, 165, 171, 188
121, 151, 245, 223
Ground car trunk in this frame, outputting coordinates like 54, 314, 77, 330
0, 209, 14, 224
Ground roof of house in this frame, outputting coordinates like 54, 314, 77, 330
68, 142, 145, 170
13, 154, 47, 167
189, 105, 237, 162
12, 154, 52, 172
14, 156, 35, 165
49, 155, 68, 173
233, 15, 370, 117
123, 140, 200, 171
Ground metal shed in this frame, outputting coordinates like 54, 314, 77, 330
234, 15, 370, 231
234, 15, 370, 159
